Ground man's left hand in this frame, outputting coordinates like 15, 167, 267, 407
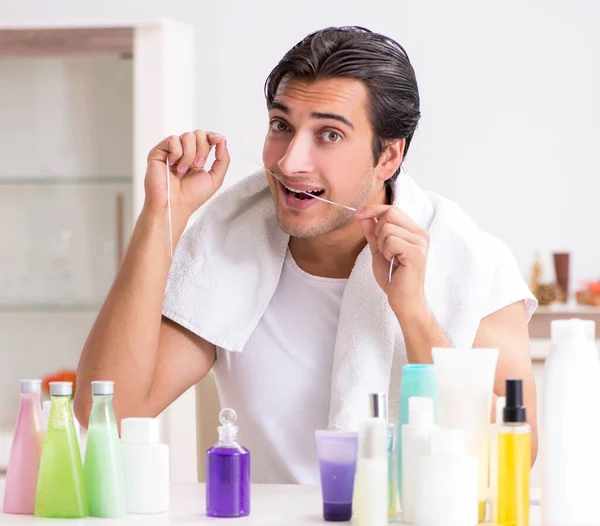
355, 205, 430, 316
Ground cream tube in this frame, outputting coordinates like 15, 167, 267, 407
432, 347, 498, 522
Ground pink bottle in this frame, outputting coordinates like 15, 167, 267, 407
3, 379, 44, 514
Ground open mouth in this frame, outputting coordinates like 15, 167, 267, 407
280, 181, 325, 201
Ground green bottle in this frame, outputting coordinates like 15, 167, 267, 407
84, 380, 126, 517
34, 381, 87, 518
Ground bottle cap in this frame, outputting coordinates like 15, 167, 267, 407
495, 396, 506, 425
369, 392, 388, 420
50, 381, 72, 396
217, 408, 239, 444
408, 396, 435, 427
429, 428, 466, 456
19, 379, 41, 394
359, 417, 388, 460
91, 380, 114, 395
551, 318, 595, 344
504, 379, 526, 423
121, 417, 161, 444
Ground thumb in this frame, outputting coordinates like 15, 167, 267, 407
358, 217, 380, 256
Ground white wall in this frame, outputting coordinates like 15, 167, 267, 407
1, 0, 598, 284
1, 1, 598, 442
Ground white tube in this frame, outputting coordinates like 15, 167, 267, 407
432, 347, 498, 516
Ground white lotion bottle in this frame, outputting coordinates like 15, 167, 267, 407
414, 428, 479, 526
354, 417, 388, 526
541, 319, 600, 525
489, 396, 506, 524
401, 396, 439, 523
121, 417, 170, 514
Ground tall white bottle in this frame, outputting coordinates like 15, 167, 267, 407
541, 319, 600, 525
401, 396, 439, 523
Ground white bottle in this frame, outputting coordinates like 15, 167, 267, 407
489, 396, 506, 524
414, 428, 479, 526
354, 417, 388, 526
401, 396, 439, 523
541, 319, 600, 525
121, 417, 170, 514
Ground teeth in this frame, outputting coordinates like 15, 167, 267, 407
282, 182, 322, 195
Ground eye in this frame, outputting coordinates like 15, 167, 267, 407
320, 130, 342, 143
269, 119, 290, 133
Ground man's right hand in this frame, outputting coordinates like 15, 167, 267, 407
144, 130, 230, 226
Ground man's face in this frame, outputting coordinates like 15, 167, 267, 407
262, 77, 383, 239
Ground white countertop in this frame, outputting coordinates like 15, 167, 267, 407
0, 480, 541, 525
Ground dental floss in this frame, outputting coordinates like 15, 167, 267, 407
166, 159, 173, 258
260, 163, 357, 212
259, 162, 395, 283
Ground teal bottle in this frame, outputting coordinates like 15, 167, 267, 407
83, 381, 126, 517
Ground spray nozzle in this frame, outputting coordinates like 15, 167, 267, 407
217, 408, 239, 444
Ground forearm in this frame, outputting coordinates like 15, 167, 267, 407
75, 208, 183, 425
394, 301, 451, 363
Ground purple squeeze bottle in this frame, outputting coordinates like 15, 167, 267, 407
206, 408, 250, 518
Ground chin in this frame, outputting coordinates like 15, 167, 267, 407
275, 210, 354, 239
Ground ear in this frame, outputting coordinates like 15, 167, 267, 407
375, 138, 406, 182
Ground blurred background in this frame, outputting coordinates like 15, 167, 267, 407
0, 0, 598, 483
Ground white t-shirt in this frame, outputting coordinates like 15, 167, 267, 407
213, 250, 347, 484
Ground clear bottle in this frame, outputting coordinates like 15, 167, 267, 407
83, 381, 126, 517
3, 379, 44, 515
541, 319, 600, 525
489, 396, 506, 524
34, 381, 87, 518
121, 417, 170, 514
354, 393, 398, 520
497, 379, 530, 526
206, 408, 251, 518
354, 416, 388, 526
401, 396, 439, 523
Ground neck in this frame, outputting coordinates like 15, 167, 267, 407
289, 185, 388, 279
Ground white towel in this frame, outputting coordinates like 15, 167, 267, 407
163, 169, 536, 430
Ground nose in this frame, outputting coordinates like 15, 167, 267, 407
277, 132, 315, 177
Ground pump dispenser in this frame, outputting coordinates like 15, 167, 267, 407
206, 408, 250, 518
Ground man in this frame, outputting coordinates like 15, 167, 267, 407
75, 26, 538, 484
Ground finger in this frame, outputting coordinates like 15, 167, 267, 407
356, 204, 422, 235
177, 132, 197, 174
358, 217, 381, 256
147, 135, 182, 166
375, 221, 423, 247
207, 134, 230, 186
166, 135, 184, 169
193, 130, 211, 168
380, 235, 411, 264
382, 235, 426, 266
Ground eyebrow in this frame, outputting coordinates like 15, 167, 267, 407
268, 101, 355, 130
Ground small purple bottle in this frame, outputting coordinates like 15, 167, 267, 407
206, 408, 250, 518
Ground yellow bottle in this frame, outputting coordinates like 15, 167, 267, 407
497, 379, 531, 526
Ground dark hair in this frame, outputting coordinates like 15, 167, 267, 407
264, 26, 421, 195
